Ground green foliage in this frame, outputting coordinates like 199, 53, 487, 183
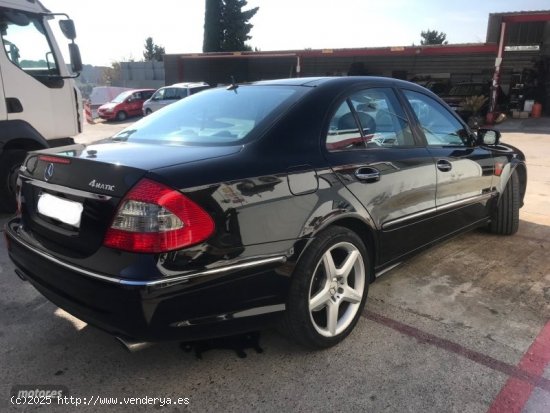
420, 30, 448, 45
143, 37, 165, 62
203, 0, 259, 52
459, 95, 488, 115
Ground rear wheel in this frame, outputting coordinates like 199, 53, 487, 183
116, 111, 127, 121
281, 226, 369, 349
489, 171, 520, 235
0, 149, 26, 213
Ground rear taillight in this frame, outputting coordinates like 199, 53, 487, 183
103, 179, 214, 253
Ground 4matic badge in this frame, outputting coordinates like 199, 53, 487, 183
88, 179, 116, 192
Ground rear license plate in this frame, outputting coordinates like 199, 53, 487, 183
37, 193, 84, 228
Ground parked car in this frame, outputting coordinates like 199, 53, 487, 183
97, 89, 155, 121
6, 77, 526, 350
142, 82, 210, 115
441, 82, 506, 121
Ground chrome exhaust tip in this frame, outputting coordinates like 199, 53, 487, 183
115, 337, 153, 352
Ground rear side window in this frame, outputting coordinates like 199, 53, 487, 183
326, 101, 365, 151
175, 88, 188, 99
113, 85, 304, 145
403, 90, 469, 146
349, 88, 415, 147
325, 87, 415, 151
164, 88, 179, 100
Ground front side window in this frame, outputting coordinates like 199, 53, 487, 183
152, 89, 165, 101
112, 85, 304, 146
0, 10, 58, 77
403, 90, 470, 146
112, 91, 132, 103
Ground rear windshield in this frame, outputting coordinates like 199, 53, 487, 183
112, 85, 304, 145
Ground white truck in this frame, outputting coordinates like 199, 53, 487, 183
0, 0, 82, 212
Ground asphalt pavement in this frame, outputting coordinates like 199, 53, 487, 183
0, 117, 548, 412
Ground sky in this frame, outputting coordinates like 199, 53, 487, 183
45, 0, 550, 67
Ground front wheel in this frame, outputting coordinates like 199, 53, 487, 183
115, 111, 127, 121
0, 149, 27, 212
281, 226, 370, 349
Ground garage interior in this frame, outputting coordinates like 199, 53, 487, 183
165, 10, 550, 115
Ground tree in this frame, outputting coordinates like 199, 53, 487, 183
102, 61, 121, 86
420, 30, 448, 45
203, 0, 259, 52
203, 0, 223, 52
143, 37, 165, 62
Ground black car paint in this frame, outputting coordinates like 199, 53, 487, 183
5, 77, 526, 342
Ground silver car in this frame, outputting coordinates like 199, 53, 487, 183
142, 82, 210, 115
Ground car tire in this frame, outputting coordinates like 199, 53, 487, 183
281, 226, 370, 349
116, 111, 127, 121
145, 109, 152, 116
0, 149, 26, 213
489, 170, 519, 235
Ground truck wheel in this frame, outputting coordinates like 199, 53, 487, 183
0, 150, 26, 213
489, 171, 520, 235
116, 111, 127, 121
281, 226, 369, 349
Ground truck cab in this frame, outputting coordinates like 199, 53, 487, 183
0, 0, 82, 212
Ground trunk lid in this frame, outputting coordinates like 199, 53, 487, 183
19, 141, 241, 257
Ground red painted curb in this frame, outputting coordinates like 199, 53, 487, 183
487, 321, 550, 413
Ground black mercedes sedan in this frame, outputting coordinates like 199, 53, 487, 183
5, 77, 527, 349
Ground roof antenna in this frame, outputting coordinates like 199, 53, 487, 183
226, 76, 239, 91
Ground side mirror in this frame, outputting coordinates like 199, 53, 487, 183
477, 128, 501, 146
68, 43, 82, 74
59, 19, 77, 40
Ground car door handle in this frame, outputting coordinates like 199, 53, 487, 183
355, 167, 380, 183
436, 159, 452, 172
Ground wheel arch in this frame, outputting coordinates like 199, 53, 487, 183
294, 214, 378, 283
512, 162, 527, 207
0, 120, 49, 153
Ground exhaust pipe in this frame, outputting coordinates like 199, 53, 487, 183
15, 269, 27, 281
115, 337, 154, 352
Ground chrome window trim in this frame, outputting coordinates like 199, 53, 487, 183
382, 192, 496, 230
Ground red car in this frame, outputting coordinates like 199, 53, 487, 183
97, 89, 155, 121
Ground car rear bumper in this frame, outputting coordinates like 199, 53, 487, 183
4, 220, 289, 342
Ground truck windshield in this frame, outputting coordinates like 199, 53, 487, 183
112, 86, 305, 146
0, 10, 59, 76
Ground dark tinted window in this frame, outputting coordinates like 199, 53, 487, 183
164, 88, 179, 100
113, 86, 303, 145
190, 86, 210, 95
349, 88, 415, 147
403, 90, 469, 146
326, 101, 364, 151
